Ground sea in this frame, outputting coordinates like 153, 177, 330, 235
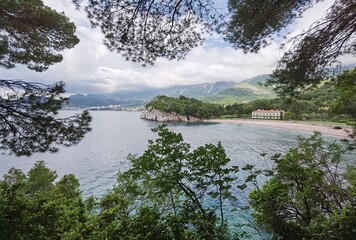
1, 111, 354, 238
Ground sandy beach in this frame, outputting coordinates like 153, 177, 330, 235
204, 119, 353, 139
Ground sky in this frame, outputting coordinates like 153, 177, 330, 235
1, 0, 352, 94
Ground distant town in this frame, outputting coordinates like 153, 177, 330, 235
64, 105, 143, 112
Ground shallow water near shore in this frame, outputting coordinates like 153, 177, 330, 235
1, 111, 354, 238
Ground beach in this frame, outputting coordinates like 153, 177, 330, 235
205, 119, 353, 139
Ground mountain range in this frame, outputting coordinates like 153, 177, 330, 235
69, 74, 276, 107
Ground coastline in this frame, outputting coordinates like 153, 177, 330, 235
204, 119, 353, 139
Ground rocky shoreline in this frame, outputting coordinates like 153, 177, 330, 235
140, 108, 203, 122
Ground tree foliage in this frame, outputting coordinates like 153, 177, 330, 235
227, 0, 356, 95
73, 125, 243, 239
331, 68, 356, 117
0, 161, 89, 240
0, 0, 79, 72
0, 80, 91, 156
102, 125, 241, 239
74, 0, 222, 65
269, 0, 356, 95
225, 0, 315, 53
0, 126, 244, 239
0, 0, 91, 156
249, 132, 356, 239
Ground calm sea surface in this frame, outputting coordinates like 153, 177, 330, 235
1, 111, 354, 196
1, 111, 354, 238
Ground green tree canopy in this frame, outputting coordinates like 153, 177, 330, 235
331, 68, 356, 117
145, 95, 224, 119
0, 0, 91, 156
0, 0, 79, 72
91, 124, 242, 239
0, 161, 89, 239
249, 132, 356, 239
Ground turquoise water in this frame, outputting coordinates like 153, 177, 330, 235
1, 111, 353, 239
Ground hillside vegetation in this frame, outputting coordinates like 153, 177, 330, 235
145, 75, 356, 124
225, 71, 356, 123
147, 77, 355, 124
145, 95, 224, 119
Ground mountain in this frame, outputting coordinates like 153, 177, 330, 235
68, 74, 275, 107
201, 74, 275, 103
242, 74, 270, 85
158, 81, 236, 97
69, 94, 120, 107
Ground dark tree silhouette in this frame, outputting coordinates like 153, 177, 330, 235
0, 0, 91, 156
0, 0, 79, 71
74, 0, 224, 65
225, 0, 356, 95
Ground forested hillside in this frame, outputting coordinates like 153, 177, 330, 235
224, 71, 356, 123
144, 70, 356, 124
146, 72, 356, 124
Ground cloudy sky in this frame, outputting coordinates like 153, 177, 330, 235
1, 0, 350, 94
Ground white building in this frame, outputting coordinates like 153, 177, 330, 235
251, 109, 285, 119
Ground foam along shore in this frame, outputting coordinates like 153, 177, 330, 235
204, 119, 353, 139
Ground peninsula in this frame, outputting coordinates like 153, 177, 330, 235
140, 95, 223, 122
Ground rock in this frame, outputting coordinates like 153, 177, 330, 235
140, 108, 203, 122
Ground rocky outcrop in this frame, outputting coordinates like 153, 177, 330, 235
140, 108, 203, 122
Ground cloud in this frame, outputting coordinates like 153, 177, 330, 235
0, 0, 349, 94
